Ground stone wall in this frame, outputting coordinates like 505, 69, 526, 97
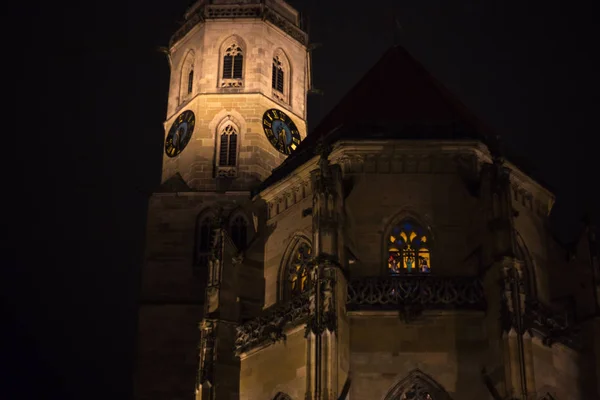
240, 327, 307, 400
343, 158, 484, 278
136, 193, 253, 400
349, 312, 490, 400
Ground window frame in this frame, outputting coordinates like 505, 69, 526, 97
271, 49, 291, 103
179, 49, 195, 104
215, 120, 240, 178
218, 36, 246, 89
385, 218, 433, 276
279, 237, 313, 302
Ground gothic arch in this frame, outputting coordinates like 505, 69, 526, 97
215, 117, 241, 176
382, 209, 436, 275
382, 369, 453, 400
209, 109, 246, 140
218, 34, 247, 88
277, 233, 313, 302
272, 47, 292, 103
209, 110, 246, 177
179, 49, 196, 104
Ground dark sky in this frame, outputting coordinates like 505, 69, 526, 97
6, 0, 599, 399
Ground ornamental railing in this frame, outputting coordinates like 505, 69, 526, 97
170, 4, 308, 47
346, 275, 486, 311
235, 292, 309, 355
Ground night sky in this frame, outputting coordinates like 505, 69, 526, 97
6, 0, 599, 399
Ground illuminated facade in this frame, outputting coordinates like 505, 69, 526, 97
134, 1, 600, 399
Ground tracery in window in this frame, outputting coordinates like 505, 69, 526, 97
388, 220, 431, 274
230, 215, 248, 250
271, 49, 291, 103
383, 369, 451, 400
272, 56, 284, 93
218, 125, 238, 167
221, 41, 244, 87
288, 242, 312, 297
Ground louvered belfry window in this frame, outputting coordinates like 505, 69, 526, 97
272, 56, 284, 93
222, 44, 243, 79
219, 125, 238, 166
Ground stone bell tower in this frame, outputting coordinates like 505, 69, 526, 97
135, 1, 309, 399
161, 0, 309, 192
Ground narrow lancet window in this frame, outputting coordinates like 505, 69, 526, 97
218, 125, 238, 167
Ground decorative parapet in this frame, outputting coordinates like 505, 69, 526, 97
346, 275, 486, 311
235, 293, 310, 355
170, 3, 307, 47
236, 276, 486, 355
526, 300, 581, 349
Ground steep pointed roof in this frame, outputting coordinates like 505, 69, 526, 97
256, 45, 499, 194
307, 45, 495, 145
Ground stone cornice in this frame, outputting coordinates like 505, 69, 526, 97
170, 2, 308, 48
506, 162, 555, 217
256, 140, 554, 220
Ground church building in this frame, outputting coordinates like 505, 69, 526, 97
134, 1, 600, 399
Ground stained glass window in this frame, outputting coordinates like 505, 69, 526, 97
288, 242, 312, 297
388, 220, 431, 274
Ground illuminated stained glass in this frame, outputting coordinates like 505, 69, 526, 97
388, 221, 431, 274
289, 242, 312, 296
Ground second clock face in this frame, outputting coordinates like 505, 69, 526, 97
165, 110, 195, 158
262, 108, 301, 155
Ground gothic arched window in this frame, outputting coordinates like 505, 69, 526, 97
221, 41, 244, 87
387, 220, 431, 274
288, 242, 312, 297
273, 393, 292, 400
194, 214, 218, 275
271, 50, 291, 103
229, 215, 248, 250
272, 56, 284, 93
179, 50, 195, 104
218, 125, 238, 167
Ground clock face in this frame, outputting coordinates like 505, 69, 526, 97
165, 110, 195, 158
262, 108, 301, 155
